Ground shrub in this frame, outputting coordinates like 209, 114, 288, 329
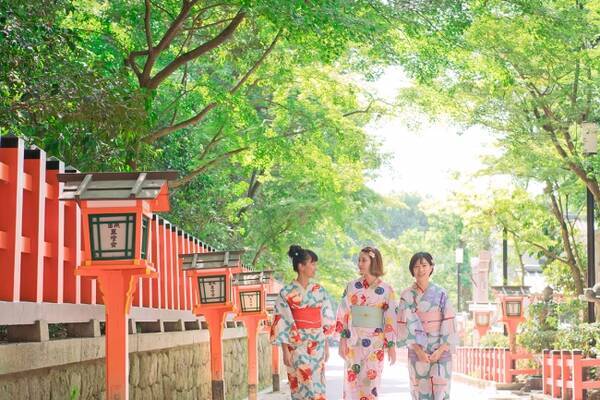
517, 298, 584, 353
555, 322, 600, 357
480, 332, 509, 348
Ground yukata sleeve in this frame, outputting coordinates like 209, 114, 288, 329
270, 290, 300, 346
396, 292, 427, 349
439, 290, 458, 353
383, 286, 398, 348
335, 283, 352, 341
320, 287, 336, 336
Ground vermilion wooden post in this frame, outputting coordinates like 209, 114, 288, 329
63, 172, 82, 304
44, 158, 65, 303
0, 136, 24, 301
160, 219, 168, 309
205, 309, 228, 399
502, 348, 511, 384
542, 350, 550, 396
149, 216, 158, 308
238, 314, 264, 400
561, 350, 570, 400
271, 343, 281, 392
174, 228, 181, 309
21, 148, 46, 302
572, 350, 583, 400
551, 350, 561, 398
165, 222, 173, 309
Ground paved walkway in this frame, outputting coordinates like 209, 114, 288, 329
259, 348, 525, 399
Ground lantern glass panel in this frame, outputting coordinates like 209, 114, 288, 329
141, 216, 149, 260
505, 300, 521, 317
240, 291, 261, 313
89, 213, 136, 260
475, 313, 489, 326
198, 275, 226, 304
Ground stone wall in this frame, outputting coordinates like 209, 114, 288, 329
258, 333, 273, 391
129, 342, 211, 399
223, 331, 248, 400
0, 327, 272, 400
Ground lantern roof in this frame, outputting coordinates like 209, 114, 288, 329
232, 270, 273, 286
467, 302, 497, 312
491, 285, 530, 296
57, 171, 178, 201
181, 250, 244, 270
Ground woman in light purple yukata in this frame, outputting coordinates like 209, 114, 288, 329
397, 252, 457, 400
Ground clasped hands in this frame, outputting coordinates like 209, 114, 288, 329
411, 343, 447, 363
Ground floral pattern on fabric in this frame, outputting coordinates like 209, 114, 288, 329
336, 278, 397, 399
397, 282, 457, 400
270, 281, 335, 400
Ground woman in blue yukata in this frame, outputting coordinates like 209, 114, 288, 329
270, 245, 336, 400
397, 252, 458, 400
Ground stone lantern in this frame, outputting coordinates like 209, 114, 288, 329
468, 302, 497, 341
492, 285, 530, 352
58, 171, 177, 400
181, 250, 244, 400
232, 270, 272, 400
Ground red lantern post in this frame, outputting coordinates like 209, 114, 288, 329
58, 171, 177, 400
492, 286, 530, 352
232, 270, 273, 400
181, 250, 244, 400
468, 302, 497, 344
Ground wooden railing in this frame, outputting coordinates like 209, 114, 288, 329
543, 349, 600, 400
454, 346, 540, 383
0, 136, 223, 337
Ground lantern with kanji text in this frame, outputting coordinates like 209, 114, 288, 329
57, 171, 177, 400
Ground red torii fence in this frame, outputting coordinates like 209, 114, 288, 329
0, 135, 228, 329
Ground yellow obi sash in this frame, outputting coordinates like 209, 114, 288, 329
351, 305, 384, 329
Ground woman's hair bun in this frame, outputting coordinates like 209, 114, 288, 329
288, 245, 303, 258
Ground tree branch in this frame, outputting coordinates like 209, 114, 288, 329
545, 181, 584, 294
144, 0, 153, 52
144, 28, 280, 143
343, 100, 376, 117
230, 29, 281, 94
171, 146, 248, 188
144, 9, 246, 89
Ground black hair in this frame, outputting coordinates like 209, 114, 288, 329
409, 252, 435, 277
288, 245, 318, 272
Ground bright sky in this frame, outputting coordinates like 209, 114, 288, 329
360, 66, 504, 200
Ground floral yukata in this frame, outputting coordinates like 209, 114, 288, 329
270, 281, 335, 400
336, 278, 397, 400
397, 282, 457, 400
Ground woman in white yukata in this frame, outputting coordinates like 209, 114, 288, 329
397, 252, 457, 400
270, 245, 335, 400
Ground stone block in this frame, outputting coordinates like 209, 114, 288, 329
65, 319, 101, 338
163, 319, 185, 332
129, 353, 140, 387
7, 320, 49, 342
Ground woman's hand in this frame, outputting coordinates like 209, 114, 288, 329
339, 338, 348, 361
412, 344, 430, 363
429, 345, 448, 363
324, 340, 330, 363
282, 344, 293, 367
387, 346, 396, 365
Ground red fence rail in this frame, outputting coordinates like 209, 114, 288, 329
543, 349, 600, 400
454, 346, 540, 384
0, 136, 217, 327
